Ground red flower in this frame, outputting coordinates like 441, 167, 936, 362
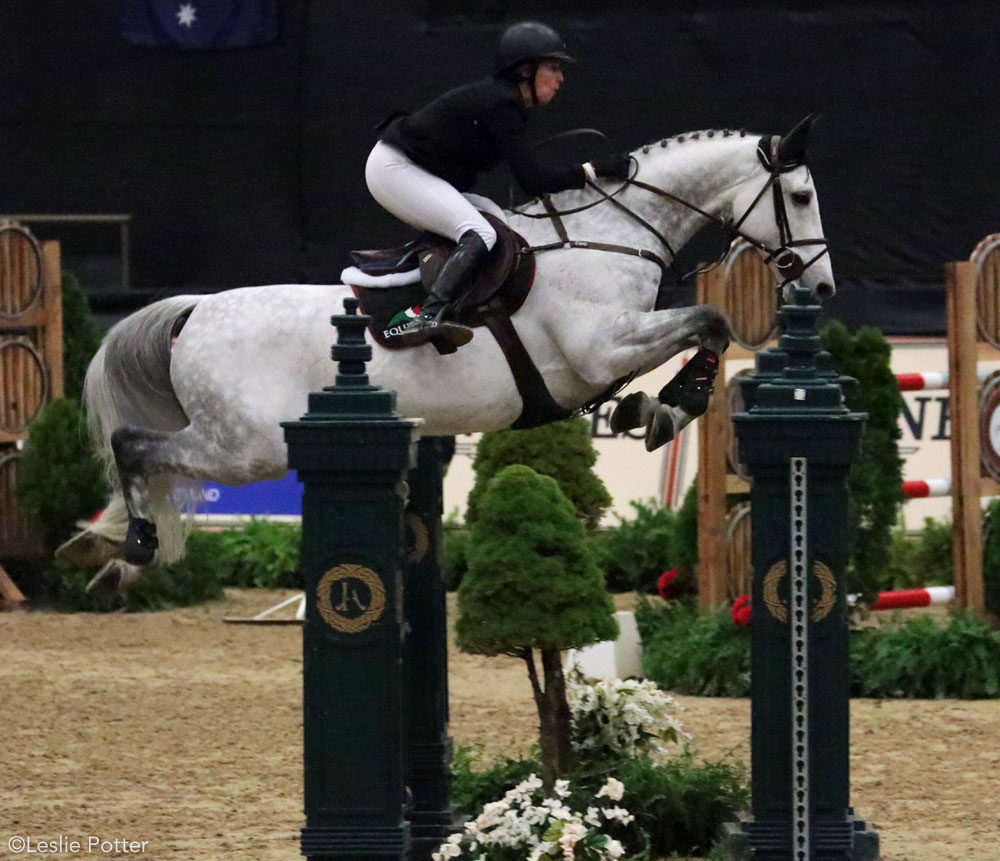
657, 569, 677, 599
732, 594, 752, 627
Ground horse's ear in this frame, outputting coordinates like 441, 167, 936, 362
777, 113, 820, 165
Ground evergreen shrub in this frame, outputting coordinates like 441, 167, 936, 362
39, 557, 225, 613
886, 518, 953, 591
441, 510, 471, 591
15, 398, 107, 550
449, 746, 541, 818
590, 499, 676, 593
670, 480, 699, 596
636, 598, 751, 697
981, 499, 1000, 616
458, 465, 617, 655
186, 518, 301, 589
638, 598, 1000, 699
851, 612, 1000, 698
466, 418, 611, 531
60, 269, 103, 400
594, 755, 747, 858
819, 321, 905, 598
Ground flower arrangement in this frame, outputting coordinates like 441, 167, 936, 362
434, 775, 633, 861
567, 670, 689, 765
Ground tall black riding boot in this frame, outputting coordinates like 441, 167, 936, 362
394, 230, 489, 349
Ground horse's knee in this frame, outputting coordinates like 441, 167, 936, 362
697, 306, 731, 349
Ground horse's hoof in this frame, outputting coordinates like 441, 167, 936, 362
610, 392, 655, 433
86, 559, 145, 593
122, 518, 159, 566
55, 530, 118, 568
644, 406, 676, 452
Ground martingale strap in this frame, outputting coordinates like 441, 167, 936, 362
480, 297, 572, 429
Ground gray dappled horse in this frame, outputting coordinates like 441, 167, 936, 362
59, 117, 832, 589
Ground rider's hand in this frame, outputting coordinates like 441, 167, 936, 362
588, 153, 631, 180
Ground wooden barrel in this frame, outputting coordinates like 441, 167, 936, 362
722, 240, 779, 350
725, 502, 752, 600
971, 233, 1000, 349
0, 339, 48, 434
0, 222, 43, 318
725, 370, 752, 480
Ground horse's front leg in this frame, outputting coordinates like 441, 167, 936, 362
603, 305, 730, 450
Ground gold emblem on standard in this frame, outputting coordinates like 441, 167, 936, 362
405, 513, 430, 563
316, 564, 387, 633
762, 559, 837, 623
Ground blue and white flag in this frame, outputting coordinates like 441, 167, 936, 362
121, 0, 278, 50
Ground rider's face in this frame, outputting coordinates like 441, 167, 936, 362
532, 60, 564, 105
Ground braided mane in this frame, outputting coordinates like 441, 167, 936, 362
636, 128, 753, 154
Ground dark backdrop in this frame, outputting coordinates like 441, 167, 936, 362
2, 0, 998, 333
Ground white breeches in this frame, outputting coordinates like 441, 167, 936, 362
365, 141, 499, 250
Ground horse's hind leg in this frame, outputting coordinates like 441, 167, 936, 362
109, 422, 285, 566
110, 426, 176, 564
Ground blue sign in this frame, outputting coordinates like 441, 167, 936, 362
200, 471, 302, 516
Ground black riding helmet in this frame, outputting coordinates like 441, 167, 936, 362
494, 21, 575, 80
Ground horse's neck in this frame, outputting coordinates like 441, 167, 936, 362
523, 137, 759, 254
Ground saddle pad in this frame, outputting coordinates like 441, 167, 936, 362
349, 216, 535, 349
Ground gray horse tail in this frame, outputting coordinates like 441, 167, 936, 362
85, 295, 202, 456
80, 296, 204, 563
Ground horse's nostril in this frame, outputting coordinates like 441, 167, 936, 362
815, 281, 835, 301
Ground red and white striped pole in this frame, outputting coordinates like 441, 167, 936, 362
895, 367, 995, 391
847, 585, 955, 611
902, 478, 951, 498
734, 585, 955, 624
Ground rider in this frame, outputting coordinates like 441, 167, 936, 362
366, 20, 631, 348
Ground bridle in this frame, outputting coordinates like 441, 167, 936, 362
518, 134, 830, 298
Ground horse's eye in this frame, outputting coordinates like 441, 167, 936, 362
791, 190, 812, 206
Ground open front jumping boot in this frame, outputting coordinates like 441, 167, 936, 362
393, 230, 488, 350
657, 347, 720, 417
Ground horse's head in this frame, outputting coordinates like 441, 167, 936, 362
728, 115, 834, 304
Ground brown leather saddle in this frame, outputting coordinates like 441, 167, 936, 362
348, 212, 534, 334
345, 212, 572, 429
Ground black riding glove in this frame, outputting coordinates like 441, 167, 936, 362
588, 153, 631, 180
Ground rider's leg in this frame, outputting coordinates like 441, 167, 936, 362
365, 142, 498, 249
366, 142, 495, 346
407, 229, 489, 320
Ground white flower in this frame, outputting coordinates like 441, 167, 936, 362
433, 841, 462, 859
558, 822, 588, 858
442, 772, 635, 861
605, 838, 625, 859
567, 671, 689, 764
601, 805, 634, 825
596, 777, 625, 802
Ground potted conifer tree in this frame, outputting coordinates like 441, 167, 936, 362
456, 464, 618, 790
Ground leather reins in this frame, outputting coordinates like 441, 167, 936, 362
517, 135, 830, 298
